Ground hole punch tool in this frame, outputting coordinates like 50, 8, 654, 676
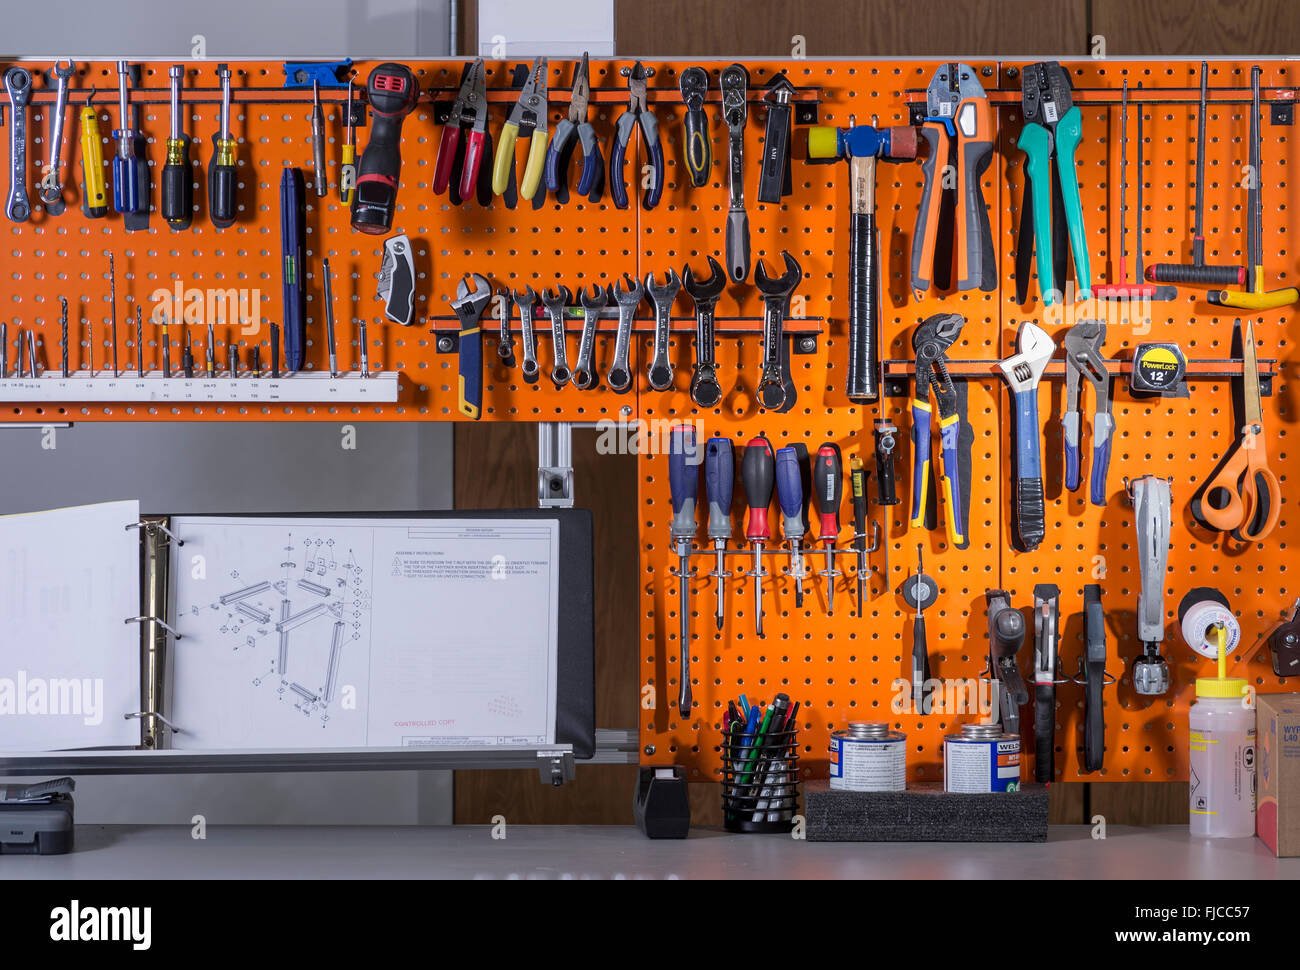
683, 256, 726, 408
754, 251, 802, 411
1192, 319, 1280, 542
678, 66, 711, 189
610, 61, 664, 211
1015, 61, 1090, 304
451, 273, 492, 420
909, 313, 970, 551
911, 63, 995, 297
493, 57, 549, 201
1062, 321, 1113, 507
606, 274, 643, 394
545, 53, 604, 204
1128, 475, 1172, 695
997, 321, 1054, 552
433, 58, 488, 201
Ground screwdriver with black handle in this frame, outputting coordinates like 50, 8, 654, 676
775, 446, 806, 608
161, 65, 193, 230
813, 443, 844, 614
350, 63, 420, 234
669, 424, 700, 718
743, 435, 775, 638
850, 456, 870, 616
705, 436, 734, 632
209, 64, 238, 228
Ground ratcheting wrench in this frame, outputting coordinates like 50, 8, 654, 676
573, 283, 607, 390
606, 274, 643, 394
39, 59, 75, 215
5, 67, 33, 223
542, 285, 573, 387
512, 286, 541, 384
1063, 321, 1112, 506
997, 321, 1054, 550
720, 64, 750, 283
683, 255, 726, 408
645, 269, 681, 392
754, 251, 801, 410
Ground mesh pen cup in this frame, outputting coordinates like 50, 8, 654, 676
720, 725, 800, 833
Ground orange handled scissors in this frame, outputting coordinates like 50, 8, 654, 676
1198, 319, 1281, 541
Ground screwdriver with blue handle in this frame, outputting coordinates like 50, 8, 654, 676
705, 437, 734, 631
112, 61, 140, 215
669, 425, 700, 717
775, 446, 806, 608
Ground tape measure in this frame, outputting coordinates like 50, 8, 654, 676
1130, 343, 1187, 394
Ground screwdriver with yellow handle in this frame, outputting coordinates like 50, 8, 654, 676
491, 57, 549, 200
79, 90, 108, 218
339, 79, 356, 205
1209, 66, 1299, 311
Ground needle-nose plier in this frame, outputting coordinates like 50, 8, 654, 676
492, 57, 549, 200
910, 312, 971, 550
610, 60, 664, 210
544, 53, 604, 203
434, 58, 490, 200
1016, 61, 1091, 305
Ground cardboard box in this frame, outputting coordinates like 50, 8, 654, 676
1256, 693, 1300, 856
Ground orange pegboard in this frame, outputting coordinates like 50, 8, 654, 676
0, 57, 1294, 786
635, 58, 1297, 787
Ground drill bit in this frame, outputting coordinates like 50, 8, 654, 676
323, 257, 339, 377
26, 331, 38, 377
109, 253, 118, 377
358, 318, 369, 377
161, 310, 171, 378
269, 322, 280, 378
1, 323, 7, 378
228, 344, 237, 378
205, 322, 216, 377
135, 306, 143, 376
182, 325, 194, 378
311, 79, 327, 197
60, 297, 69, 377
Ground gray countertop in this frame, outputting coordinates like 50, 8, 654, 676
3, 824, 1296, 879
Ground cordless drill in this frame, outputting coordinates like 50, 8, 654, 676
350, 63, 420, 234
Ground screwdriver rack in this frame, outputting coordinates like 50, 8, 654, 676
1, 57, 1297, 789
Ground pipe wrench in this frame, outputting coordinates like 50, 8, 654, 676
1031, 583, 1061, 783
910, 313, 970, 550
1016, 61, 1090, 304
1063, 321, 1112, 506
911, 63, 995, 296
997, 321, 1054, 551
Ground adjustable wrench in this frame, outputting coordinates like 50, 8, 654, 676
5, 68, 33, 223
720, 63, 750, 283
754, 251, 802, 410
451, 273, 492, 420
606, 274, 642, 394
573, 283, 608, 391
512, 286, 541, 384
39, 60, 75, 215
683, 256, 726, 407
997, 321, 1054, 550
645, 269, 681, 392
541, 285, 573, 387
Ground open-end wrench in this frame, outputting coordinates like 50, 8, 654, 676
5, 68, 33, 223
38, 60, 75, 215
496, 288, 515, 365
997, 321, 1055, 550
512, 285, 541, 383
754, 251, 802, 410
542, 284, 573, 387
606, 274, 642, 394
645, 269, 681, 392
683, 255, 726, 407
573, 283, 608, 390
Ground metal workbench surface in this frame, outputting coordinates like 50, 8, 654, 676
2, 824, 1296, 879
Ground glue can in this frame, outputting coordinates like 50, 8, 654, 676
1189, 679, 1256, 838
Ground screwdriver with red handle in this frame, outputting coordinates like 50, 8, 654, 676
743, 435, 775, 638
814, 443, 844, 614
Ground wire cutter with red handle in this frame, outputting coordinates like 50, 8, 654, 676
433, 58, 489, 199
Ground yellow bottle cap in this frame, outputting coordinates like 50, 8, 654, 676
1195, 676, 1248, 699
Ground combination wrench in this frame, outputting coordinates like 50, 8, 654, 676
645, 269, 682, 392
512, 286, 540, 383
754, 251, 802, 410
682, 255, 726, 408
39, 59, 75, 215
5, 67, 33, 223
572, 283, 608, 391
606, 274, 643, 394
496, 288, 515, 366
541, 285, 573, 387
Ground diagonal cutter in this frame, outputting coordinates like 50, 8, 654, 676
1063, 321, 1112, 506
910, 312, 970, 550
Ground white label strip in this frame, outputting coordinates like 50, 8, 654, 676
0, 371, 400, 403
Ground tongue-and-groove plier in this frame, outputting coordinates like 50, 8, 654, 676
492, 57, 549, 200
911, 63, 996, 297
433, 58, 489, 200
544, 52, 604, 203
910, 312, 971, 550
1016, 61, 1091, 305
1063, 321, 1112, 506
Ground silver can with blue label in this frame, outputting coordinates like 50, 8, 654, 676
828, 721, 907, 791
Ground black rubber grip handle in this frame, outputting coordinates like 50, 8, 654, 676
1034, 683, 1054, 783
846, 210, 879, 403
209, 164, 237, 225
1017, 477, 1046, 550
683, 106, 710, 188
1146, 262, 1245, 286
757, 104, 791, 205
1085, 662, 1105, 771
874, 435, 899, 506
161, 158, 191, 227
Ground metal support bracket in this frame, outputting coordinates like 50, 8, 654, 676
538, 749, 576, 787
538, 421, 574, 508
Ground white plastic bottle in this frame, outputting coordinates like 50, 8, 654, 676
1188, 675, 1256, 838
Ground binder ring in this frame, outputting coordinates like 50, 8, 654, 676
124, 615, 183, 640
124, 711, 183, 734
125, 520, 184, 546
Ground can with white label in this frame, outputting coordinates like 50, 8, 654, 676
943, 723, 1021, 793
828, 721, 907, 791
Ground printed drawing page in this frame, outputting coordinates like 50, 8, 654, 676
168, 516, 560, 750
0, 501, 142, 751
